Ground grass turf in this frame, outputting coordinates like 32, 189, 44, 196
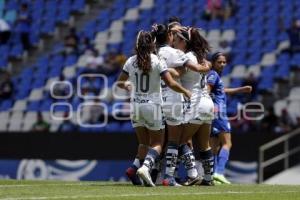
0, 180, 299, 200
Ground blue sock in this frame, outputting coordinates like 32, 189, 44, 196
131, 158, 140, 170
215, 148, 229, 175
213, 155, 218, 173
143, 148, 160, 171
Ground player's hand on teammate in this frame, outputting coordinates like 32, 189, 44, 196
242, 86, 252, 93
184, 90, 192, 99
124, 81, 132, 92
204, 60, 212, 70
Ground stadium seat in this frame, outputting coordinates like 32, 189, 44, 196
274, 100, 288, 117
2, 0, 300, 134
288, 87, 300, 101
12, 100, 27, 111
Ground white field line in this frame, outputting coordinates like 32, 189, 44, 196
0, 183, 106, 188
0, 190, 299, 200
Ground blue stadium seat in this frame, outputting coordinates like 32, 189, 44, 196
27, 100, 41, 111
64, 54, 78, 66
9, 44, 24, 58
40, 99, 53, 111
274, 63, 291, 80
5, 0, 17, 10
72, 0, 85, 12
258, 67, 275, 92
0, 99, 13, 111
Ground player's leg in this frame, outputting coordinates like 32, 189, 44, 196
178, 124, 200, 186
214, 131, 231, 184
195, 123, 214, 186
126, 126, 149, 185
162, 101, 183, 186
137, 129, 164, 187
136, 128, 150, 162
137, 104, 164, 187
209, 135, 220, 171
163, 124, 182, 184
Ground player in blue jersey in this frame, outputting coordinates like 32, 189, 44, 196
207, 52, 252, 184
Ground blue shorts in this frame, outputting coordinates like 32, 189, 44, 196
211, 118, 231, 137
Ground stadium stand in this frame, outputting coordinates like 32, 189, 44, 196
0, 0, 299, 134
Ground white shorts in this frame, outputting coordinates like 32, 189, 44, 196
131, 103, 165, 131
162, 93, 184, 126
185, 95, 214, 125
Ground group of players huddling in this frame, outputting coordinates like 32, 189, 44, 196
117, 17, 252, 187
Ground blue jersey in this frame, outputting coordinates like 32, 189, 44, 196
207, 70, 227, 113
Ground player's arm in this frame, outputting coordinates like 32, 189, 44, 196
116, 71, 131, 92
224, 86, 252, 94
207, 84, 213, 93
206, 71, 217, 94
184, 59, 211, 73
167, 67, 186, 78
161, 71, 191, 99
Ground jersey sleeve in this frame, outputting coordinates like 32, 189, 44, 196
207, 71, 218, 86
158, 58, 168, 76
122, 58, 130, 75
171, 50, 189, 67
185, 52, 198, 65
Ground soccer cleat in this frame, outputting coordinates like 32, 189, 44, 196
213, 173, 231, 184
181, 176, 201, 186
199, 179, 215, 186
137, 166, 156, 187
162, 177, 182, 187
213, 179, 222, 185
125, 167, 142, 185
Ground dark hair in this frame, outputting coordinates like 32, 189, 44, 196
186, 28, 210, 63
211, 52, 225, 63
21, 3, 28, 9
175, 27, 189, 42
168, 16, 181, 24
168, 16, 181, 30
151, 24, 169, 46
135, 31, 154, 73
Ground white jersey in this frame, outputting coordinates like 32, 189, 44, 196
182, 52, 214, 124
181, 52, 209, 96
122, 54, 167, 104
158, 45, 189, 98
157, 45, 189, 125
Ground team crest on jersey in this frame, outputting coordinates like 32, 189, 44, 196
207, 74, 215, 82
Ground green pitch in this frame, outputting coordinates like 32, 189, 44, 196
0, 180, 300, 200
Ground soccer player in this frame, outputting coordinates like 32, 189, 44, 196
173, 27, 215, 186
207, 52, 252, 184
151, 24, 210, 186
117, 31, 191, 187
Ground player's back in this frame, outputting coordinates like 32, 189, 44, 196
158, 45, 188, 68
123, 54, 166, 104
